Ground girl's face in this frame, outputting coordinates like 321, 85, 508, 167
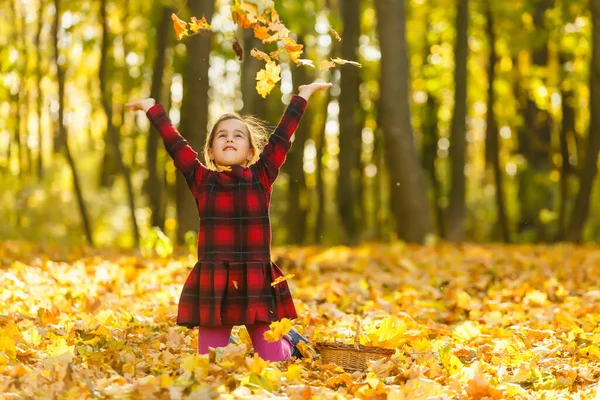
207, 118, 254, 168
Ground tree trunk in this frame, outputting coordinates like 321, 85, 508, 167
53, 0, 94, 246
485, 3, 509, 242
145, 4, 172, 231
286, 45, 311, 244
518, 0, 554, 240
99, 0, 140, 247
422, 95, 444, 237
35, 0, 45, 180
241, 31, 268, 119
566, 0, 600, 242
556, 52, 575, 240
421, 12, 444, 238
313, 89, 330, 244
445, 0, 469, 241
10, 0, 26, 176
176, 0, 214, 244
337, 0, 363, 244
375, 0, 433, 242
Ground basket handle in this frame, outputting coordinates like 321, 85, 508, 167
353, 320, 361, 350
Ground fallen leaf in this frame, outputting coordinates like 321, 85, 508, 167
263, 318, 292, 342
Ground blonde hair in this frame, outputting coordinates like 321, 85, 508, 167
203, 114, 271, 170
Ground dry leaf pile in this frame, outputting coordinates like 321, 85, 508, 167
2, 241, 600, 399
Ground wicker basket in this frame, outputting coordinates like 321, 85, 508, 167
315, 321, 395, 371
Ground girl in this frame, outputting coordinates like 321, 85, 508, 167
127, 81, 332, 361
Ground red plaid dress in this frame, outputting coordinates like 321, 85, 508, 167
147, 95, 307, 327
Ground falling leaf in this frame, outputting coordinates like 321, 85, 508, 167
262, 29, 289, 44
253, 25, 271, 41
283, 37, 303, 64
330, 57, 362, 68
232, 8, 253, 29
233, 38, 244, 61
329, 25, 342, 41
255, 61, 281, 98
319, 60, 337, 71
250, 49, 271, 62
171, 13, 188, 40
263, 318, 292, 342
271, 273, 295, 287
269, 48, 284, 60
189, 16, 213, 34
297, 59, 315, 68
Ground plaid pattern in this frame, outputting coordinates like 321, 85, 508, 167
147, 95, 307, 327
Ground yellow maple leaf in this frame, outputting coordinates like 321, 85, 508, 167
271, 273, 294, 287
250, 48, 271, 62
46, 336, 74, 358
0, 334, 16, 359
439, 344, 463, 375
452, 321, 481, 343
250, 353, 268, 375
171, 13, 188, 41
0, 322, 20, 360
286, 364, 303, 381
255, 61, 281, 98
263, 318, 292, 342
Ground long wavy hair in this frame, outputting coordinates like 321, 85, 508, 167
203, 114, 271, 170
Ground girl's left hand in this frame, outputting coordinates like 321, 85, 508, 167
298, 82, 333, 101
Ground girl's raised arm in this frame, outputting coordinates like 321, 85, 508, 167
127, 98, 208, 197
253, 82, 332, 188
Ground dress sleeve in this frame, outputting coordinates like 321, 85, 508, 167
146, 104, 208, 197
253, 95, 307, 188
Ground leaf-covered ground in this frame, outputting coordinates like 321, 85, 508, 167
2, 241, 600, 399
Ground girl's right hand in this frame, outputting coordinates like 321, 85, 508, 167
125, 98, 156, 112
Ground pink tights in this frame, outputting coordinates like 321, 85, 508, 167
197, 323, 293, 361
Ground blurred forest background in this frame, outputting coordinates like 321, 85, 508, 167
2, 0, 600, 249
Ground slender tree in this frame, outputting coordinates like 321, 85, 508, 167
34, 0, 45, 180
286, 40, 312, 244
241, 32, 268, 119
176, 0, 214, 244
566, 0, 600, 242
375, 0, 433, 242
518, 0, 555, 240
146, 5, 173, 231
446, 0, 469, 241
337, 0, 363, 244
485, 2, 509, 242
99, 0, 140, 247
52, 0, 94, 246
